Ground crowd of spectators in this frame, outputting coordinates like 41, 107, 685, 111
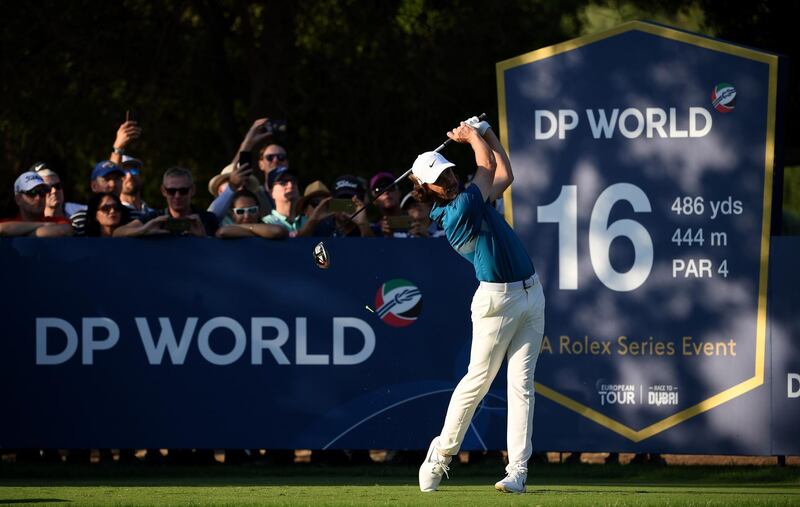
1, 117, 448, 240
1, 117, 459, 466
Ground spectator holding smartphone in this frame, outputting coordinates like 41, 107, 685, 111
208, 118, 278, 221
304, 175, 374, 238
115, 167, 218, 237
400, 192, 445, 238
208, 163, 264, 225
369, 171, 404, 237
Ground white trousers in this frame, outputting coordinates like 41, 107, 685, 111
438, 275, 545, 466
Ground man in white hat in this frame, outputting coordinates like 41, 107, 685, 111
0, 172, 72, 236
411, 118, 545, 494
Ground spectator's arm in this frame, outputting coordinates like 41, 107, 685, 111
216, 223, 288, 239
109, 121, 141, 164
0, 221, 47, 237
34, 223, 73, 237
296, 197, 333, 237
233, 119, 275, 166
113, 216, 170, 237
350, 196, 375, 237
207, 185, 236, 219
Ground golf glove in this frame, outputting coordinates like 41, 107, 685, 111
464, 116, 491, 136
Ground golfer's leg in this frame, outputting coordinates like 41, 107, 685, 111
438, 290, 518, 456
505, 284, 545, 466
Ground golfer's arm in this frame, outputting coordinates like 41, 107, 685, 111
484, 129, 513, 201
469, 134, 496, 201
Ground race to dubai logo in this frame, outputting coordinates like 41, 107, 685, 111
711, 83, 737, 113
374, 279, 422, 327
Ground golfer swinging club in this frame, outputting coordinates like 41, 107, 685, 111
411, 117, 545, 494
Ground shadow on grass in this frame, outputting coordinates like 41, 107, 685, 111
0, 501, 69, 504
1, 463, 798, 489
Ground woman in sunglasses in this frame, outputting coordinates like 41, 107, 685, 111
84, 192, 132, 237
215, 190, 287, 239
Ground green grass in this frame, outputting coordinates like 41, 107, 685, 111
1, 462, 799, 506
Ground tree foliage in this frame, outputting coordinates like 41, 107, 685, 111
1, 0, 796, 214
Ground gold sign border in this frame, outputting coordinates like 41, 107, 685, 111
496, 20, 777, 442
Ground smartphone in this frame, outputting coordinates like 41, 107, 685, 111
386, 215, 413, 230
126, 109, 137, 123
328, 198, 357, 213
238, 151, 252, 169
162, 217, 192, 234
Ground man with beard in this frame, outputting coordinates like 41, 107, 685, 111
118, 155, 155, 220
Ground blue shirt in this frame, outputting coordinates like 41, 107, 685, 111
430, 185, 535, 283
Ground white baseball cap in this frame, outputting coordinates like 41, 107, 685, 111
411, 151, 455, 184
14, 171, 47, 194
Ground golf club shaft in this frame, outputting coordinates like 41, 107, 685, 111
347, 113, 487, 223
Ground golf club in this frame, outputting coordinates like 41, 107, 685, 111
346, 112, 488, 224
313, 113, 487, 269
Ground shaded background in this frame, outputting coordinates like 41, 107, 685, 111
1, 0, 798, 214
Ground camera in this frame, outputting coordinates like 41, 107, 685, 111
262, 119, 287, 136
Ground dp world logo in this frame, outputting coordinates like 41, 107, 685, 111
711, 82, 736, 113
374, 279, 422, 327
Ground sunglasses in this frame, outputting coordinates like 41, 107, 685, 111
264, 153, 287, 162
98, 204, 121, 213
164, 187, 191, 196
307, 198, 323, 208
23, 188, 49, 198
126, 168, 140, 176
233, 205, 259, 216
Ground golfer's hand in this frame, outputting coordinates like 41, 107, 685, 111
464, 116, 492, 136
447, 122, 480, 144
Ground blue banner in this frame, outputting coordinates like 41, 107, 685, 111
0, 237, 501, 450
497, 21, 782, 452
0, 236, 798, 453
769, 237, 800, 455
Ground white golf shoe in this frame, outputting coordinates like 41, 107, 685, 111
418, 437, 451, 492
495, 463, 527, 493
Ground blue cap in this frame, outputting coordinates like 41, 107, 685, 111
267, 166, 294, 189
91, 160, 123, 181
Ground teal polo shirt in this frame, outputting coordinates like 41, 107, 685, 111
262, 209, 307, 234
430, 184, 535, 283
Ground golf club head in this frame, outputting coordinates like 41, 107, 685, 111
313, 241, 330, 269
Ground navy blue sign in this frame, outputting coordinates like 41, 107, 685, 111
0, 237, 507, 450
0, 235, 797, 453
497, 21, 782, 447
769, 237, 800, 455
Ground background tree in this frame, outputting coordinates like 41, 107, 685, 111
1, 0, 797, 215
